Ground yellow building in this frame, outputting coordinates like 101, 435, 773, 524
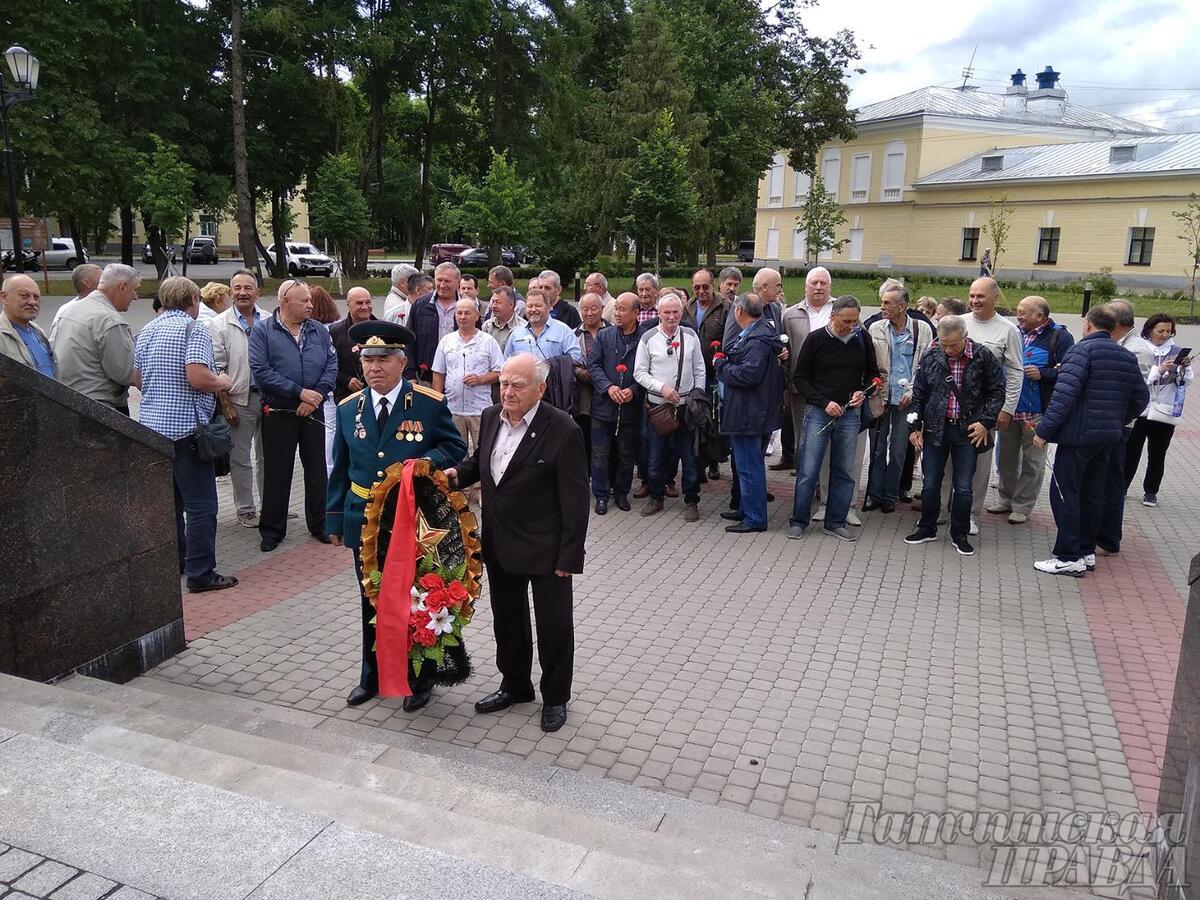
117, 194, 313, 254
754, 68, 1200, 288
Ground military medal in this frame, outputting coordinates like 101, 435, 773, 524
415, 422, 424, 443
354, 394, 367, 439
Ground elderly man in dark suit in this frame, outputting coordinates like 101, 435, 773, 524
447, 352, 590, 732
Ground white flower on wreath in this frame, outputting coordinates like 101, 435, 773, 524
428, 607, 455, 635
410, 586, 426, 615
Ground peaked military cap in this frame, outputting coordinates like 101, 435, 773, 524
349, 320, 416, 356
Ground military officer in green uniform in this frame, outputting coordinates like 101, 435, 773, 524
327, 321, 467, 710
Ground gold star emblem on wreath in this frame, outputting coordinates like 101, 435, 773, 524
415, 509, 450, 565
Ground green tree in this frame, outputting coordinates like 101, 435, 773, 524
797, 173, 846, 263
445, 150, 538, 264
622, 111, 699, 272
307, 153, 371, 276
985, 194, 1014, 275
137, 136, 198, 277
1172, 192, 1200, 313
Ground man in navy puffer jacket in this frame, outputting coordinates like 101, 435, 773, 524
1032, 305, 1149, 575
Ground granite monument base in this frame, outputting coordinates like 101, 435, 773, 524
0, 353, 185, 683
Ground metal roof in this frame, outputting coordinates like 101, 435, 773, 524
857, 86, 1163, 136
913, 133, 1200, 186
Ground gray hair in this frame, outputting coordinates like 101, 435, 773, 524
538, 270, 562, 290
2, 273, 36, 293
490, 284, 516, 306
1021, 295, 1050, 318
391, 263, 417, 289
71, 263, 101, 295
586, 272, 608, 290
878, 278, 909, 306
656, 292, 683, 312
434, 261, 460, 278
505, 352, 550, 385
938, 315, 967, 339
734, 293, 764, 318
229, 267, 258, 286
831, 295, 860, 313
1108, 299, 1135, 329
805, 266, 831, 285
635, 272, 659, 290
98, 263, 140, 290
717, 266, 742, 285
488, 264, 514, 285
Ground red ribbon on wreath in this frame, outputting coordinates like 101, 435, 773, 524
375, 460, 420, 696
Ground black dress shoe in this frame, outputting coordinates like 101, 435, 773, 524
403, 688, 432, 712
898, 492, 913, 504
880, 500, 896, 514
260, 539, 279, 552
615, 496, 631, 512
346, 685, 376, 706
725, 522, 767, 533
541, 704, 567, 732
594, 499, 608, 515
719, 510, 743, 521
475, 687, 535, 714
768, 460, 793, 471
862, 497, 881, 511
766, 492, 776, 502
311, 531, 332, 544
708, 465, 721, 480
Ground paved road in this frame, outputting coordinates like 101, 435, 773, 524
140, 312, 1199, 879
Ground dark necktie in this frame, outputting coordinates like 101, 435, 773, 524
377, 397, 389, 433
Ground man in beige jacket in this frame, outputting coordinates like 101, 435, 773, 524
209, 269, 268, 527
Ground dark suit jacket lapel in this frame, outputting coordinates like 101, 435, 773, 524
503, 402, 550, 478
479, 407, 501, 487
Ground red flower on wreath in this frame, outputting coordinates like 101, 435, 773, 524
418, 573, 445, 591
424, 588, 452, 614
412, 623, 437, 647
446, 580, 469, 605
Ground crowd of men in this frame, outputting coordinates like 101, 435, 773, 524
0, 259, 1174, 592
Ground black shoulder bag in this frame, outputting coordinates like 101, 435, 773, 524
185, 319, 234, 470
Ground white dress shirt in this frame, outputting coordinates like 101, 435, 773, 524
800, 299, 833, 331
371, 381, 404, 425
490, 405, 538, 483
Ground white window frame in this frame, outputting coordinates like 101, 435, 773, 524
821, 149, 841, 203
792, 226, 807, 261
767, 153, 785, 208
765, 227, 780, 259
849, 153, 872, 203
849, 228, 864, 261
199, 215, 219, 237
881, 141, 906, 202
792, 168, 812, 205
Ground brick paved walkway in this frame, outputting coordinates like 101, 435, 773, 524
150, 317, 1198, 872
0, 841, 164, 900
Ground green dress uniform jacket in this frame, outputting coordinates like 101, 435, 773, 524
326, 380, 468, 549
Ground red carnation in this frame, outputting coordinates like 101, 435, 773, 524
419, 363, 430, 372
424, 588, 452, 614
615, 364, 628, 373
412, 623, 437, 647
712, 352, 726, 361
410, 608, 431, 632
671, 341, 680, 349
446, 580, 469, 604
418, 573, 445, 591
710, 341, 721, 349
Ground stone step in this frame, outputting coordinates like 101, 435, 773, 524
26, 675, 1088, 899
0, 679, 804, 898
0, 728, 578, 900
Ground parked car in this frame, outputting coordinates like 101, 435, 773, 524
185, 236, 219, 264
736, 240, 755, 262
142, 243, 178, 265
430, 243, 471, 265
41, 238, 89, 270
506, 245, 536, 266
455, 247, 517, 267
265, 241, 335, 276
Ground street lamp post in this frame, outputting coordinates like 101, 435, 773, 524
0, 45, 40, 265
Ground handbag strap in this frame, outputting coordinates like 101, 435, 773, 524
184, 317, 205, 428
671, 328, 685, 391
943, 360, 976, 422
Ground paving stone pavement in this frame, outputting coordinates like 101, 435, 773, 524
151, 315, 1199, 875
0, 842, 163, 900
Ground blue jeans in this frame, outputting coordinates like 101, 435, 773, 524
730, 433, 770, 528
791, 405, 859, 529
647, 421, 700, 503
866, 404, 910, 503
174, 436, 218, 586
591, 418, 639, 500
917, 424, 978, 538
1050, 442, 1113, 562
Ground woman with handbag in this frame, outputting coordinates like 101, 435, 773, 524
633, 294, 706, 521
132, 276, 239, 593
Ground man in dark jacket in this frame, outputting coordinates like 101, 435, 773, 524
587, 293, 643, 512
987, 296, 1074, 524
328, 287, 377, 402
715, 293, 783, 533
1031, 304, 1150, 576
686, 269, 729, 479
248, 279, 339, 552
904, 315, 1005, 556
405, 262, 461, 383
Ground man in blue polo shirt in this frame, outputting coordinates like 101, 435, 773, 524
504, 289, 583, 363
0, 274, 56, 378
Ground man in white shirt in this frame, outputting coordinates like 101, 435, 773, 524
383, 263, 417, 325
49, 263, 101, 342
432, 299, 504, 454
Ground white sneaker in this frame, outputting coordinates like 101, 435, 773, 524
847, 509, 862, 527
1034, 556, 1086, 576
1083, 553, 1096, 570
968, 517, 979, 536
813, 504, 825, 522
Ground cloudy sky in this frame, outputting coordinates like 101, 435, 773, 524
801, 0, 1200, 132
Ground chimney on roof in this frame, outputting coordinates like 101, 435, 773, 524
1027, 65, 1067, 118
1003, 68, 1027, 115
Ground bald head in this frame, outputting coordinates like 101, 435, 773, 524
612, 292, 639, 330
1, 274, 42, 325
969, 277, 1000, 319
753, 267, 782, 303
346, 286, 373, 323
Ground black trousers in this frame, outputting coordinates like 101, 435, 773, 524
485, 557, 574, 705
353, 552, 434, 694
260, 406, 327, 544
778, 397, 795, 466
1124, 417, 1175, 494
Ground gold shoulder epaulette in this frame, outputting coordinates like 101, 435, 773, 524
338, 390, 364, 406
412, 384, 444, 402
